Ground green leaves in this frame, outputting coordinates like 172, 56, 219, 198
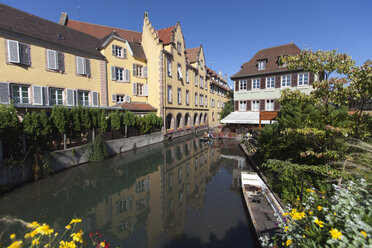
0, 104, 21, 139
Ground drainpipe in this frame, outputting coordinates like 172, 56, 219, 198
162, 49, 167, 134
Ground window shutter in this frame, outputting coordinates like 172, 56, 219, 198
85, 59, 91, 77
144, 66, 147, 78
123, 48, 127, 59
19, 43, 31, 65
47, 50, 56, 69
125, 95, 131, 103
275, 76, 281, 88
74, 90, 79, 106
66, 89, 75, 106
76, 57, 85, 74
234, 101, 238, 111
274, 101, 280, 111
33, 85, 43, 105
0, 82, 10, 104
112, 45, 115, 55
133, 82, 137, 95
57, 52, 65, 72
235, 81, 239, 91
133, 64, 137, 77
125, 69, 130, 82
144, 84, 148, 96
309, 73, 314, 85
112, 94, 117, 103
111, 66, 116, 80
260, 77, 265, 89
7, 40, 20, 63
292, 73, 297, 87
260, 100, 265, 110
247, 100, 251, 111
42, 86, 49, 105
92, 91, 99, 106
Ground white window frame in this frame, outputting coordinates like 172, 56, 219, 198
186, 90, 190, 105
205, 95, 208, 107
115, 67, 124, 82
298, 73, 309, 86
258, 60, 266, 70
266, 77, 275, 89
265, 99, 275, 111
195, 74, 198, 86
11, 84, 30, 104
252, 78, 260, 90
195, 93, 198, 106
47, 49, 58, 70
112, 45, 126, 58
281, 75, 291, 87
116, 95, 125, 103
239, 80, 247, 91
50, 88, 64, 105
167, 58, 172, 77
177, 88, 182, 104
186, 68, 189, 83
200, 94, 203, 107
239, 100, 246, 111
177, 64, 183, 80
78, 91, 90, 106
252, 100, 260, 111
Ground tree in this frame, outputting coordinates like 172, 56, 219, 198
51, 106, 71, 149
219, 90, 234, 120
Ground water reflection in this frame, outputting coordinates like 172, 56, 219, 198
0, 136, 254, 247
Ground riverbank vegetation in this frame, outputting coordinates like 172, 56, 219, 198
256, 50, 371, 246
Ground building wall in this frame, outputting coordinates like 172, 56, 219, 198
100, 38, 148, 106
0, 35, 103, 107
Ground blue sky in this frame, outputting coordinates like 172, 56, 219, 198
1, 0, 371, 87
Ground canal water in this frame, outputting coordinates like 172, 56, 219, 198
0, 135, 256, 247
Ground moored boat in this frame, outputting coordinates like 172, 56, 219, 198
241, 171, 284, 243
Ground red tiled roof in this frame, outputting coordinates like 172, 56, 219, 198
66, 20, 142, 43
185, 47, 199, 63
156, 26, 175, 45
116, 102, 157, 112
231, 43, 301, 79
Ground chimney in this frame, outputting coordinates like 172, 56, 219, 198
59, 12, 69, 26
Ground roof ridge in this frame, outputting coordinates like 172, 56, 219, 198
157, 25, 176, 31
258, 43, 299, 52
69, 19, 142, 34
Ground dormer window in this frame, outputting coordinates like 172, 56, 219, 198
258, 60, 266, 70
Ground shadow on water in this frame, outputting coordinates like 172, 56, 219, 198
0, 135, 257, 248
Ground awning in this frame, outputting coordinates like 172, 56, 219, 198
221, 111, 273, 124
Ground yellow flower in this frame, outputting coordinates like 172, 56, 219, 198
32, 239, 40, 245
100, 242, 106, 247
309, 211, 313, 215
44, 245, 49, 248
334, 212, 337, 216
306, 188, 315, 193
286, 239, 292, 246
314, 218, 324, 228
36, 224, 54, 235
329, 228, 342, 240
303, 235, 306, 238
70, 230, 84, 243
283, 212, 289, 216
361, 230, 367, 237
10, 234, 16, 239
290, 209, 306, 220
284, 226, 289, 232
24, 233, 31, 239
69, 219, 82, 225
27, 221, 40, 229
55, 232, 58, 237
65, 225, 71, 230
7, 240, 23, 248
317, 206, 322, 211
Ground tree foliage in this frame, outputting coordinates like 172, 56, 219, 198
219, 91, 234, 120
0, 104, 21, 140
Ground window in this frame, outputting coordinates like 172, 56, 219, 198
50, 88, 63, 105
116, 95, 125, 103
76, 57, 91, 76
252, 78, 260, 90
239, 80, 247, 90
186, 90, 190, 105
78, 91, 89, 106
258, 60, 266, 70
266, 99, 274, 111
195, 93, 198, 106
252, 100, 260, 111
177, 42, 182, 54
239, 100, 246, 111
167, 85, 172, 103
205, 95, 208, 107
211, 99, 215, 107
47, 49, 64, 72
200, 94, 203, 106
12, 85, 29, 104
281, 75, 291, 87
112, 45, 127, 58
115, 67, 124, 81
298, 73, 309, 86
7, 40, 30, 66
133, 64, 147, 78
266, 77, 275, 88
177, 64, 183, 80
177, 88, 182, 104
186, 68, 189, 83
200, 76, 204, 88
167, 58, 172, 77
195, 74, 198, 86
218, 100, 220, 108
133, 83, 148, 96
